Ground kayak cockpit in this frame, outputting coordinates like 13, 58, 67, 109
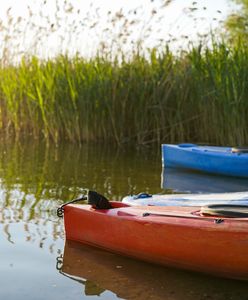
200, 204, 248, 218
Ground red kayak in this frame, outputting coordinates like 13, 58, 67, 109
60, 191, 248, 280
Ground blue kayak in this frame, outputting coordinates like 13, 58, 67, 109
162, 143, 248, 177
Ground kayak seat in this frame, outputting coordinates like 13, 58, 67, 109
231, 147, 248, 153
200, 204, 248, 218
88, 190, 112, 209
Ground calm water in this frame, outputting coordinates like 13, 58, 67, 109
1, 139, 248, 300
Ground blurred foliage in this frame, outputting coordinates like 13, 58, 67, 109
225, 0, 248, 43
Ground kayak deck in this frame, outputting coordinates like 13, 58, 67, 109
122, 191, 248, 206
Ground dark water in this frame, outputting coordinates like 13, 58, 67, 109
1, 139, 248, 300
162, 168, 248, 193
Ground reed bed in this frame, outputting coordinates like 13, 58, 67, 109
0, 1, 247, 146
0, 41, 248, 146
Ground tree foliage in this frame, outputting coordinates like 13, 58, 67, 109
225, 0, 248, 43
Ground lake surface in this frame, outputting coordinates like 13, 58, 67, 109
1, 139, 248, 300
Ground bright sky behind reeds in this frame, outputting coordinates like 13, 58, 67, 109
0, 0, 236, 60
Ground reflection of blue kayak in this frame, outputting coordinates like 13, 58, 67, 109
122, 191, 248, 206
162, 168, 248, 193
162, 144, 248, 177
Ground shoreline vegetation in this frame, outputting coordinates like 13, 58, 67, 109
0, 1, 247, 146
1, 41, 248, 146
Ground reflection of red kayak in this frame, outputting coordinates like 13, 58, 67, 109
60, 241, 248, 299
63, 200, 248, 280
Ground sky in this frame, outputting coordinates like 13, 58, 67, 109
0, 0, 238, 60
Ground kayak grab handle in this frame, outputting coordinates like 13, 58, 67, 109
57, 190, 112, 217
57, 194, 88, 217
133, 193, 152, 199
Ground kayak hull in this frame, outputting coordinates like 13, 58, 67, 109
162, 144, 248, 177
122, 191, 248, 206
64, 202, 248, 280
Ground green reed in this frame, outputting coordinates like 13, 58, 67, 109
0, 1, 245, 146
0, 39, 248, 146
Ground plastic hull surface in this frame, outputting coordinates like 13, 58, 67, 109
162, 144, 248, 177
64, 202, 248, 280
122, 191, 248, 206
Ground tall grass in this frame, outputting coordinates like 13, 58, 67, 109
0, 41, 248, 146
0, 1, 247, 146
